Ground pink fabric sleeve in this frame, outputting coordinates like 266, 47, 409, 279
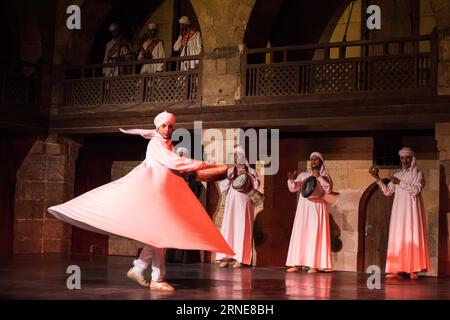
377, 180, 395, 196
146, 138, 205, 172
287, 174, 303, 193
317, 176, 332, 193
399, 171, 425, 196
219, 178, 231, 193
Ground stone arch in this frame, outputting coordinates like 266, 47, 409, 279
243, 0, 352, 49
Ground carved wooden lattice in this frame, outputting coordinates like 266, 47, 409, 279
66, 80, 102, 106
312, 62, 355, 93
145, 75, 187, 103
258, 66, 297, 96
109, 77, 143, 104
369, 57, 416, 90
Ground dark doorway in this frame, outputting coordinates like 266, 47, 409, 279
70, 135, 147, 255
71, 157, 112, 255
358, 180, 394, 271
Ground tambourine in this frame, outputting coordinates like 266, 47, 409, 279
194, 164, 228, 183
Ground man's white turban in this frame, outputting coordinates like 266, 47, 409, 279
179, 16, 190, 25
310, 151, 327, 176
109, 23, 119, 32
148, 23, 158, 30
176, 147, 189, 157
398, 147, 415, 157
154, 111, 176, 128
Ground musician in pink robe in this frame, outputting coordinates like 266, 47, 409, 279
216, 146, 260, 268
286, 152, 333, 273
48, 111, 234, 291
370, 147, 430, 280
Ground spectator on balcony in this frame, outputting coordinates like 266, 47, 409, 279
103, 23, 131, 77
173, 16, 201, 71
138, 23, 165, 74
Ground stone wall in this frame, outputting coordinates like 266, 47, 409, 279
435, 122, 450, 276
431, 0, 450, 95
108, 161, 143, 257
14, 136, 80, 254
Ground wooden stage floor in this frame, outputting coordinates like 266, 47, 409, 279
0, 254, 449, 300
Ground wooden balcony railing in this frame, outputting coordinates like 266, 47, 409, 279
62, 55, 202, 110
241, 34, 437, 100
0, 60, 39, 106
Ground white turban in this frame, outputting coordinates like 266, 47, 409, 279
310, 151, 327, 176
119, 111, 176, 140
233, 145, 256, 175
179, 16, 190, 25
109, 23, 119, 32
148, 23, 158, 30
398, 147, 415, 157
399, 147, 418, 176
176, 147, 189, 157
154, 111, 176, 128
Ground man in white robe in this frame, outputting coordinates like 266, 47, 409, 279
369, 147, 430, 280
286, 152, 333, 273
216, 146, 260, 268
138, 23, 165, 74
173, 16, 202, 71
103, 23, 131, 77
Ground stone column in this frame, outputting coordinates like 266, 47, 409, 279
191, 0, 255, 106
431, 0, 450, 95
14, 135, 80, 254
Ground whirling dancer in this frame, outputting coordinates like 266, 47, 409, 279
48, 111, 233, 291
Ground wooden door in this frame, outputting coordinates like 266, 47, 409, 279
360, 180, 394, 271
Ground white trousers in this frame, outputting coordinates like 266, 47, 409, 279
133, 245, 167, 282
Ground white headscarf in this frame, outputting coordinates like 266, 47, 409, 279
119, 111, 175, 139
233, 145, 257, 175
310, 151, 327, 176
179, 16, 190, 25
176, 147, 190, 157
398, 147, 418, 177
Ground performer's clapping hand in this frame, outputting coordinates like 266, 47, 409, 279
369, 166, 380, 180
390, 176, 400, 184
287, 170, 297, 180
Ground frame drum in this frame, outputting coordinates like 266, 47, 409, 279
300, 176, 339, 206
231, 172, 265, 206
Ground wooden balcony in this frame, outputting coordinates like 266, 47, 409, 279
61, 55, 202, 114
240, 34, 438, 103
47, 33, 450, 134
